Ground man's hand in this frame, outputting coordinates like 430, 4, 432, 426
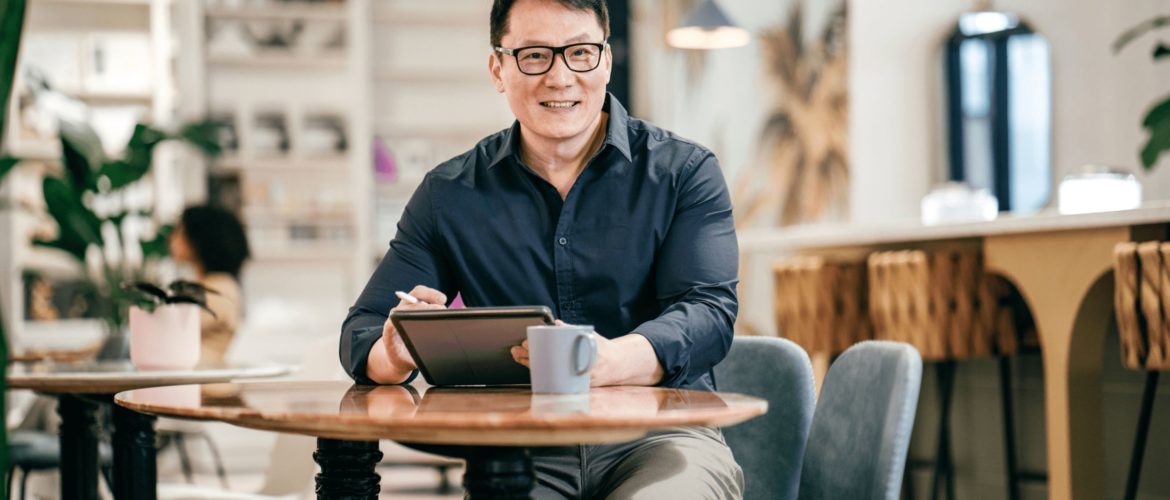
365, 285, 446, 384
510, 320, 664, 387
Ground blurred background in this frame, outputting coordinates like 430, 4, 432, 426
2, 0, 1169, 498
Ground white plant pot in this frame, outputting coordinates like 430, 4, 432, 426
129, 304, 201, 370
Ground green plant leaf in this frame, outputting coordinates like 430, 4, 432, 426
42, 176, 102, 260
0, 0, 28, 141
1140, 101, 1170, 170
98, 159, 151, 190
0, 156, 18, 182
120, 281, 167, 303
169, 279, 219, 298
1143, 95, 1170, 127
58, 120, 106, 192
1114, 16, 1170, 53
140, 224, 171, 259
175, 121, 224, 157
123, 123, 165, 168
165, 295, 217, 318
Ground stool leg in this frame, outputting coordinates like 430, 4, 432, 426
930, 361, 956, 500
1124, 371, 1159, 500
902, 460, 916, 500
199, 432, 230, 489
19, 469, 29, 500
436, 464, 453, 494
175, 433, 194, 483
999, 357, 1020, 500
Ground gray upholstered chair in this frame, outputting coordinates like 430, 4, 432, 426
798, 340, 922, 500
714, 336, 816, 500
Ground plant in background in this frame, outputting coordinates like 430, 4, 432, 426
1115, 15, 1170, 170
121, 279, 219, 316
0, 98, 221, 343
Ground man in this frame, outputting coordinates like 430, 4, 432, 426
340, 0, 742, 497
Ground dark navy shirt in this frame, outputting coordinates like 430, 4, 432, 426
340, 94, 739, 391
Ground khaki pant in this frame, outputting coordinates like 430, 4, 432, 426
528, 426, 744, 500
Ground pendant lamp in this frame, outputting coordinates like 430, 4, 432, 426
666, 0, 750, 50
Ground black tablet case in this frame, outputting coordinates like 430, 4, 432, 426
390, 306, 555, 386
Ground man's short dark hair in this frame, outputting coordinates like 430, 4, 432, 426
490, 0, 610, 49
180, 205, 251, 280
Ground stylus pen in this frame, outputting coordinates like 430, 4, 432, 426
394, 291, 429, 305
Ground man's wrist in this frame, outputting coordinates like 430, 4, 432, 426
612, 333, 664, 386
365, 337, 414, 385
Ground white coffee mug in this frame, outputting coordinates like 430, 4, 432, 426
527, 325, 597, 394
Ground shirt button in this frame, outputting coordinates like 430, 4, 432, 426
558, 237, 568, 246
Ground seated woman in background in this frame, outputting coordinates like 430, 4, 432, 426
168, 205, 251, 364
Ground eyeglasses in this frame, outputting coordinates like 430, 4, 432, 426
493, 41, 607, 76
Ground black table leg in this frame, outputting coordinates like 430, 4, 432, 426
58, 394, 101, 500
111, 402, 158, 499
314, 438, 382, 499
463, 447, 535, 499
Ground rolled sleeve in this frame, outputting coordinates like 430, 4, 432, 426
634, 149, 739, 388
339, 175, 451, 384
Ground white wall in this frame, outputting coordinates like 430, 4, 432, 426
852, 0, 1170, 224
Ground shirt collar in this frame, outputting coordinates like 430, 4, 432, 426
488, 92, 633, 169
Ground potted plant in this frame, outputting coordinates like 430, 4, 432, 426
0, 98, 220, 359
1114, 15, 1170, 171
122, 280, 218, 369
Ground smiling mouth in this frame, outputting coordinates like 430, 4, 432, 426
540, 101, 580, 109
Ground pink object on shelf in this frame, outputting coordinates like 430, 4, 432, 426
129, 305, 201, 370
373, 136, 398, 183
450, 293, 464, 309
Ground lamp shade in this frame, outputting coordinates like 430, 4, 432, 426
666, 0, 750, 50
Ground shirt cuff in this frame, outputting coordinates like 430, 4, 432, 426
346, 326, 418, 385
631, 320, 689, 388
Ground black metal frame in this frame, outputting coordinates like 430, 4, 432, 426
903, 357, 1045, 500
1124, 371, 1160, 500
493, 42, 607, 75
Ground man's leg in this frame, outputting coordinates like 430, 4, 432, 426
529, 446, 584, 499
589, 427, 744, 500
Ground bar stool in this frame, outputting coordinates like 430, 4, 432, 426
773, 255, 870, 404
867, 248, 1031, 500
1113, 242, 1170, 500
773, 255, 870, 362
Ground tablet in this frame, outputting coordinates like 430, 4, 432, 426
390, 306, 555, 386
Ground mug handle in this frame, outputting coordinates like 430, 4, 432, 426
573, 333, 597, 376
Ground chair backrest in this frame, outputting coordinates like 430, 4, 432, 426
714, 336, 816, 500
798, 340, 922, 500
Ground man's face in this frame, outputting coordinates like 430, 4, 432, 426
489, 0, 612, 144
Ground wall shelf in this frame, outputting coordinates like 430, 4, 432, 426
207, 53, 346, 70
205, 4, 347, 21
213, 156, 350, 173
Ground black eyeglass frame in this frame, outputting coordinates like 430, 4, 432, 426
493, 41, 608, 76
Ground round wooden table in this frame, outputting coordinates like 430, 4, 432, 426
116, 381, 768, 499
7, 361, 294, 500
